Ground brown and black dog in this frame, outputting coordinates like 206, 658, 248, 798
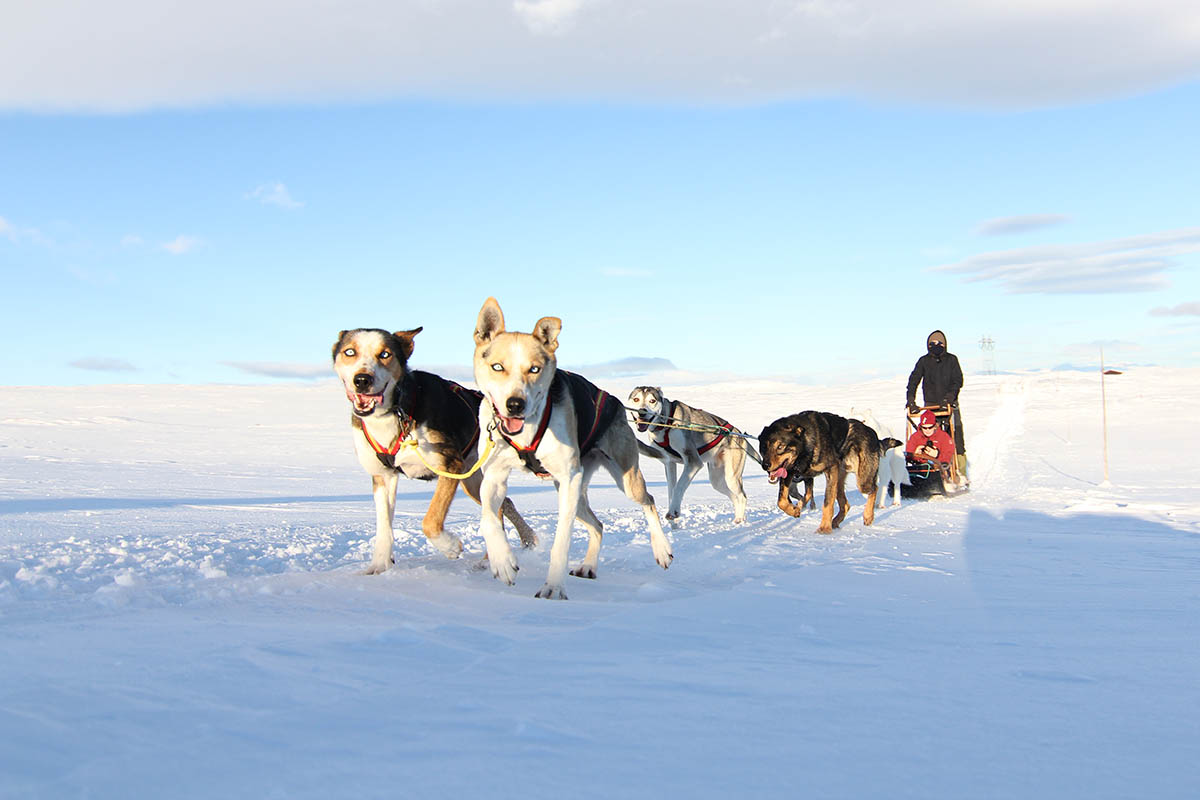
333, 327, 536, 574
758, 411, 901, 533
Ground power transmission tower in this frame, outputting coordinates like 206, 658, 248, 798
979, 336, 996, 375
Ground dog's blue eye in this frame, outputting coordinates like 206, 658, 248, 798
380, 350, 391, 360
491, 364, 504, 372
344, 348, 356, 357
529, 366, 541, 374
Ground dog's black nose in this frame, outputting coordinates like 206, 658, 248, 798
353, 374, 373, 391
505, 397, 526, 416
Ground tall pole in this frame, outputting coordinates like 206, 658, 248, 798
1100, 346, 1110, 485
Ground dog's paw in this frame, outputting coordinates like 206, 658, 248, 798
489, 551, 519, 585
570, 564, 597, 580
428, 531, 462, 559
782, 504, 803, 518
651, 541, 674, 570
534, 583, 567, 600
363, 559, 391, 575
733, 516, 746, 524
664, 510, 679, 520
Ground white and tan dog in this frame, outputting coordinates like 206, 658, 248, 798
333, 327, 535, 575
472, 297, 673, 599
848, 406, 910, 507
628, 386, 748, 524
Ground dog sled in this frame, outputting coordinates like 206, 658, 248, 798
900, 405, 969, 499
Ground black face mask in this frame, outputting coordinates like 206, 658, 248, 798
928, 343, 946, 358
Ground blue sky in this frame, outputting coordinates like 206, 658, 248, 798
2, 1, 1199, 386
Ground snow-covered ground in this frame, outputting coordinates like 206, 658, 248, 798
2, 368, 1198, 798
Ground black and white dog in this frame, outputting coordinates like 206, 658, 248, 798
333, 327, 535, 574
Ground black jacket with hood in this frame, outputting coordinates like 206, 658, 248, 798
906, 330, 963, 407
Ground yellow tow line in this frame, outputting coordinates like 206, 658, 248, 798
396, 435, 495, 480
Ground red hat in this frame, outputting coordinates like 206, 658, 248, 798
919, 410, 938, 427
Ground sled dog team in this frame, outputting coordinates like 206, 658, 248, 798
334, 298, 905, 599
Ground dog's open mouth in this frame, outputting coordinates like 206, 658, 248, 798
347, 389, 384, 415
497, 412, 525, 436
766, 466, 789, 484
635, 415, 653, 433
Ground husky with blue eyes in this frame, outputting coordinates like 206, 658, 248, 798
471, 297, 673, 600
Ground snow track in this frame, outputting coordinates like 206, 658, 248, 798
964, 376, 1028, 496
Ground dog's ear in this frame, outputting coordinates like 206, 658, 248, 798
792, 423, 809, 444
332, 330, 349, 362
532, 316, 561, 353
392, 327, 423, 361
475, 298, 505, 346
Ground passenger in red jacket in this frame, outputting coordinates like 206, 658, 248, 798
906, 410, 956, 465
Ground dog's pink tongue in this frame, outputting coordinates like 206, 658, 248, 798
501, 416, 524, 435
768, 467, 788, 482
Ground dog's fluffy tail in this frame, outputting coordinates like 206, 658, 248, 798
879, 437, 903, 452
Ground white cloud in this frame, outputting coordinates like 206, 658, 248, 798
974, 214, 1071, 236
70, 357, 138, 372
0, 214, 50, 245
2, 2, 1199, 111
162, 235, 202, 255
1149, 301, 1200, 317
932, 227, 1200, 295
225, 361, 329, 379
247, 182, 303, 209
513, 0, 587, 36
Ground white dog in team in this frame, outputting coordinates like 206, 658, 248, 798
472, 297, 673, 599
848, 406, 909, 507
627, 386, 748, 525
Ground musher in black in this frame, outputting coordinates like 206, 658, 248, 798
906, 329, 966, 473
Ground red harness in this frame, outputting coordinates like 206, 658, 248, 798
655, 418, 732, 457
495, 395, 555, 477
359, 382, 481, 469
697, 423, 733, 455
359, 412, 413, 467
497, 395, 554, 455
495, 379, 615, 478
